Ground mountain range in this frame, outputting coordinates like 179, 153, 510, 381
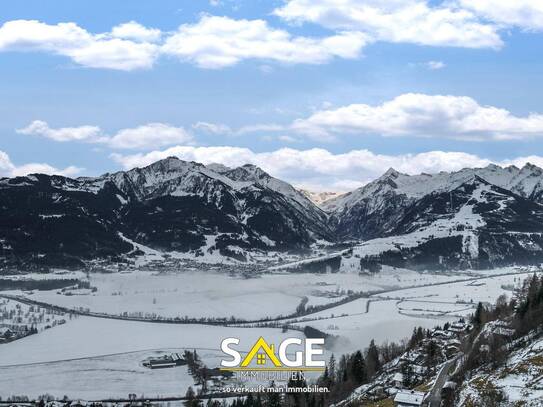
2, 157, 543, 270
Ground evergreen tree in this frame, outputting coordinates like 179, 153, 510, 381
184, 386, 202, 407
328, 354, 337, 383
365, 340, 380, 379
472, 302, 486, 329
350, 350, 366, 385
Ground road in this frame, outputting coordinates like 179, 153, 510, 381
427, 356, 458, 407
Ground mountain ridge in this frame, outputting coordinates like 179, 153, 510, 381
0, 157, 333, 269
3, 159, 543, 270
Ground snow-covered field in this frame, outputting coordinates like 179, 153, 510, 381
0, 297, 69, 333
0, 266, 535, 400
281, 269, 530, 353
380, 272, 524, 304
288, 299, 447, 353
0, 316, 305, 399
7, 267, 486, 320
0, 350, 196, 400
0, 316, 304, 366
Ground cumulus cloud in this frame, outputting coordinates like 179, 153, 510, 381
110, 21, 161, 42
459, 1, 543, 31
0, 150, 82, 178
291, 93, 543, 141
106, 123, 193, 149
0, 20, 159, 70
110, 145, 543, 192
274, 0, 503, 49
2, 2, 542, 71
0, 17, 368, 70
17, 120, 102, 142
18, 120, 193, 150
162, 15, 368, 68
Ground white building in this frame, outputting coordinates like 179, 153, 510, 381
394, 389, 426, 407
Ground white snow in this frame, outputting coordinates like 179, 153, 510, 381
324, 163, 543, 214
0, 316, 304, 399
338, 183, 494, 266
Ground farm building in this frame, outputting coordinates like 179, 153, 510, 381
142, 353, 186, 369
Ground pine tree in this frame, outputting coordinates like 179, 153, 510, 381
328, 354, 337, 383
183, 386, 201, 407
351, 350, 366, 385
472, 302, 486, 328
338, 354, 348, 382
365, 340, 380, 379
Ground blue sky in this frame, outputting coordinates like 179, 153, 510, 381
2, 0, 543, 190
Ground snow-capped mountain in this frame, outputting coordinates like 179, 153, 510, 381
324, 163, 543, 240
298, 189, 344, 206
0, 157, 332, 268
329, 164, 543, 270
3, 159, 543, 270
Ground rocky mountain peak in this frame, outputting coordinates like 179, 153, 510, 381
520, 162, 543, 174
382, 167, 400, 178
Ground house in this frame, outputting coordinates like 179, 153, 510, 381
432, 329, 453, 340
448, 322, 469, 334
392, 372, 404, 388
394, 390, 426, 407
143, 353, 186, 369
491, 322, 515, 338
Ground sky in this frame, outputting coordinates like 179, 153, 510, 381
2, 0, 543, 191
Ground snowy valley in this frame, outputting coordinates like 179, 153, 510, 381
2, 160, 543, 405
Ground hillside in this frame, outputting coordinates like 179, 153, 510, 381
4, 160, 543, 270
0, 157, 332, 268
324, 164, 543, 271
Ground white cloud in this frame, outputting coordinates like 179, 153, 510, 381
278, 135, 298, 143
10, 163, 82, 177
0, 20, 158, 70
193, 121, 233, 135
193, 121, 284, 136
107, 123, 193, 149
426, 60, 446, 70
110, 21, 161, 42
459, 1, 543, 31
111, 145, 541, 191
17, 120, 102, 142
2, 3, 542, 72
274, 0, 502, 49
0, 17, 368, 70
291, 93, 543, 141
18, 120, 193, 150
0, 150, 82, 178
161, 15, 368, 68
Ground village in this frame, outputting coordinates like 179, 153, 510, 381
341, 300, 522, 406
0, 298, 69, 344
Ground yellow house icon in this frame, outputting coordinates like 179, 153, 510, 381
240, 337, 282, 367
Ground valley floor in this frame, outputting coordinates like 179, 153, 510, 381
0, 266, 536, 400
